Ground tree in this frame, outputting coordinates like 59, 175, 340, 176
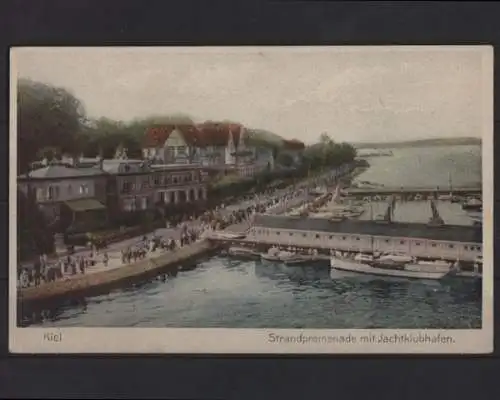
17, 79, 86, 173
277, 152, 294, 168
17, 189, 54, 260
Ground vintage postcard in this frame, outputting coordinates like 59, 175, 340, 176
9, 46, 493, 353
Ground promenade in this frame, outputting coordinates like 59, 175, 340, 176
17, 165, 354, 309
19, 240, 217, 307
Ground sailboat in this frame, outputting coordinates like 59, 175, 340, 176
428, 199, 445, 226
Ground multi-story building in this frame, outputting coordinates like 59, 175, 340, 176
18, 154, 211, 232
101, 159, 209, 216
142, 122, 277, 178
17, 163, 108, 232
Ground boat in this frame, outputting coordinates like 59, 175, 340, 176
227, 246, 260, 259
462, 198, 482, 211
437, 193, 453, 201
261, 247, 282, 262
208, 231, 247, 240
377, 253, 413, 263
330, 253, 450, 280
467, 211, 482, 225
282, 249, 325, 267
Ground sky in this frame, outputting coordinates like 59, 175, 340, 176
12, 46, 489, 144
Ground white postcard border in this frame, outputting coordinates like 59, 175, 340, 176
9, 45, 494, 354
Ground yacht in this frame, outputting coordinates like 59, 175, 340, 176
227, 246, 260, 260
462, 198, 482, 211
261, 247, 282, 262
330, 252, 451, 280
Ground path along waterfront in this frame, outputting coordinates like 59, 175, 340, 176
18, 167, 343, 307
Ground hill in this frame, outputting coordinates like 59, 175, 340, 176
353, 137, 481, 149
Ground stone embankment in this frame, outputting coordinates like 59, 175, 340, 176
18, 240, 219, 309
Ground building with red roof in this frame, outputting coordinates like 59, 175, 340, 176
143, 122, 276, 177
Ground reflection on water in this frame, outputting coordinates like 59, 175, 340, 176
21, 256, 482, 329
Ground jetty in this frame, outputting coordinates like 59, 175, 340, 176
18, 239, 219, 309
346, 186, 481, 199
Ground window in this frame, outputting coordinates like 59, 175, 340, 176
356, 237, 360, 241
173, 177, 178, 184
302, 233, 307, 238
141, 197, 148, 210
122, 182, 131, 193
276, 232, 280, 236
315, 234, 320, 239
342, 236, 346, 240
67, 184, 72, 195
289, 233, 293, 237
400, 240, 405, 245
415, 242, 421, 246
154, 176, 160, 185
448, 244, 454, 249
385, 239, 390, 243
79, 184, 89, 195
464, 245, 469, 251
47, 186, 54, 200
123, 198, 136, 212
36, 188, 44, 201
431, 243, 437, 248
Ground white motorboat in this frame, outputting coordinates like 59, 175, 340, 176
283, 254, 325, 267
378, 253, 414, 263
330, 253, 450, 280
208, 231, 247, 240
227, 246, 260, 259
261, 247, 281, 262
462, 198, 482, 211
437, 193, 453, 201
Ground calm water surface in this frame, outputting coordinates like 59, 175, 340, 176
23, 145, 483, 328
26, 256, 481, 329
355, 145, 481, 188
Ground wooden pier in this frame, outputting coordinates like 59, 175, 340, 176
345, 186, 481, 199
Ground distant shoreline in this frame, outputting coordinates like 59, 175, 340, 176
353, 137, 481, 149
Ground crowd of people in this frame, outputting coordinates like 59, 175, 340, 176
18, 168, 348, 289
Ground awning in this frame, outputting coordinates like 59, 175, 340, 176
65, 198, 106, 212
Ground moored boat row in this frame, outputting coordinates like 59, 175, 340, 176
330, 251, 463, 280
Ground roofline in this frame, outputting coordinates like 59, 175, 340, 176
252, 225, 481, 245
18, 173, 107, 181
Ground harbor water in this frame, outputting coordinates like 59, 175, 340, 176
21, 145, 483, 329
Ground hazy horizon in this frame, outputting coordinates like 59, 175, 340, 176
12, 47, 487, 144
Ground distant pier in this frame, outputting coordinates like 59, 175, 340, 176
346, 186, 481, 199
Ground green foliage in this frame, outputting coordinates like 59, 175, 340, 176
18, 79, 86, 172
17, 189, 54, 260
302, 134, 357, 172
276, 152, 295, 168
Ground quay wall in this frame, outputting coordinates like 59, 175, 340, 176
18, 240, 219, 310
